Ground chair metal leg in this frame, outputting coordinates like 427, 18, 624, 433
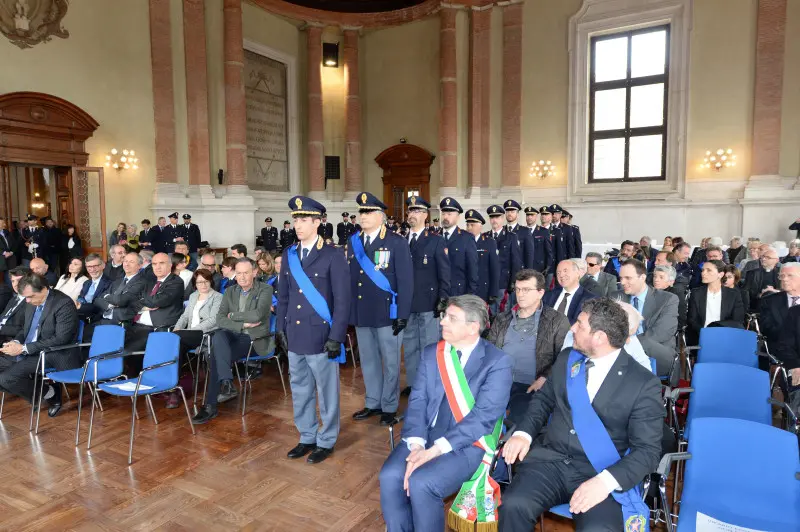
192, 339, 205, 414
29, 365, 39, 432
276, 356, 287, 397
33, 363, 47, 434
145, 395, 158, 424
88, 382, 105, 412
75, 380, 86, 446
177, 387, 196, 435
131, 397, 140, 420
0, 391, 4, 420
347, 333, 357, 368
128, 394, 138, 465
87, 387, 98, 449
660, 477, 675, 532
62, 383, 70, 400
388, 425, 395, 451
241, 371, 249, 417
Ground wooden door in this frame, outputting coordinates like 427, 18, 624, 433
0, 164, 10, 221
375, 144, 435, 222
71, 167, 107, 260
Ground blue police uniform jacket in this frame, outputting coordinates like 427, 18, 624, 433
178, 223, 202, 253
276, 238, 352, 355
559, 223, 576, 259
548, 224, 569, 266
570, 224, 583, 259
486, 227, 522, 292
509, 224, 535, 270
443, 227, 479, 297
348, 226, 413, 328
161, 225, 181, 253
409, 230, 451, 314
530, 225, 554, 274
474, 234, 500, 302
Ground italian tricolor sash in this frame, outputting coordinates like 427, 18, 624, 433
437, 341, 504, 532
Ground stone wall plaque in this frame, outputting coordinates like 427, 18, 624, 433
244, 49, 289, 192
0, 0, 69, 49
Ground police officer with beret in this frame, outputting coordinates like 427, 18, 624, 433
486, 204, 523, 314
400, 195, 450, 396
349, 192, 413, 426
504, 199, 535, 270
465, 209, 499, 305
439, 197, 479, 296
524, 205, 554, 276
261, 217, 279, 253
275, 196, 351, 464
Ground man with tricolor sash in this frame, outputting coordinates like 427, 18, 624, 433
275, 196, 351, 464
379, 295, 512, 532
499, 298, 663, 531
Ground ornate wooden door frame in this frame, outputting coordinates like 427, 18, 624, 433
375, 143, 435, 221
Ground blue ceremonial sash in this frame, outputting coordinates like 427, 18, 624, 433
266, 276, 278, 307
565, 349, 649, 532
349, 232, 398, 319
287, 245, 345, 363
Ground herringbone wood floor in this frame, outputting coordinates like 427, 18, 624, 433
0, 361, 577, 532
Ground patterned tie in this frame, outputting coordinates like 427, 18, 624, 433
493, 232, 498, 240
134, 281, 161, 323
557, 292, 571, 315
791, 296, 799, 307
585, 359, 594, 386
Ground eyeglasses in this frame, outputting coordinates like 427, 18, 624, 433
201, 263, 216, 268
514, 287, 541, 295
86, 263, 103, 269
440, 313, 474, 324
195, 280, 210, 286
586, 262, 600, 267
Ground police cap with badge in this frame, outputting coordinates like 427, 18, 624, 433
183, 213, 192, 221
289, 195, 326, 217
539, 205, 552, 215
465, 209, 486, 225
504, 199, 522, 212
356, 191, 387, 212
524, 206, 539, 215
168, 212, 179, 220
406, 196, 431, 211
439, 197, 464, 213
549, 204, 563, 214
487, 205, 505, 217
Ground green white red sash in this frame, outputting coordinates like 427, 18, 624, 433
436, 341, 503, 532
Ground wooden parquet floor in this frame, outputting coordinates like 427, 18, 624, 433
0, 362, 578, 532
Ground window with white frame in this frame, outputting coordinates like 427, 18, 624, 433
589, 25, 669, 182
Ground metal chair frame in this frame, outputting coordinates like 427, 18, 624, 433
233, 339, 287, 416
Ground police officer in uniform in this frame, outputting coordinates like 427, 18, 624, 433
261, 217, 279, 253
486, 204, 523, 314
336, 212, 351, 246
279, 220, 296, 251
504, 200, 535, 270
549, 204, 574, 258
540, 205, 567, 287
180, 214, 202, 265
400, 196, 450, 396
430, 218, 442, 235
317, 214, 334, 243
349, 192, 413, 426
276, 196, 351, 464
162, 212, 181, 254
465, 209, 499, 305
562, 210, 583, 259
439, 197, 478, 297
525, 206, 554, 276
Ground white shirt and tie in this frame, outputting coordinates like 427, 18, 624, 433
408, 231, 421, 246
403, 339, 480, 454
300, 237, 319, 262
137, 276, 168, 326
363, 227, 381, 249
553, 287, 578, 316
442, 227, 455, 242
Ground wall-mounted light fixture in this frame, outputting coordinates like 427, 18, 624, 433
529, 159, 556, 179
700, 148, 736, 172
323, 42, 339, 68
105, 148, 139, 171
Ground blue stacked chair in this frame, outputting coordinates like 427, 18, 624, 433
694, 327, 758, 368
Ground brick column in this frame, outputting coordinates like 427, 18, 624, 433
223, 0, 247, 187
502, 3, 523, 187
183, 0, 211, 186
307, 26, 325, 192
343, 28, 362, 193
148, 0, 177, 184
470, 8, 491, 188
751, 0, 787, 178
439, 7, 458, 189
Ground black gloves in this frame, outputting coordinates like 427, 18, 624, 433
488, 295, 498, 305
324, 339, 341, 359
275, 331, 288, 356
392, 319, 407, 336
436, 298, 449, 316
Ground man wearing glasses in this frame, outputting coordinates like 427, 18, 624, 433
583, 252, 617, 297
75, 254, 114, 323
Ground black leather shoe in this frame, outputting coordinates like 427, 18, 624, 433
352, 408, 382, 421
380, 412, 397, 426
216, 380, 239, 404
287, 442, 316, 459
307, 446, 334, 464
191, 404, 218, 425
47, 385, 62, 418
400, 386, 411, 397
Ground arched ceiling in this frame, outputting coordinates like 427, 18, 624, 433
281, 0, 428, 13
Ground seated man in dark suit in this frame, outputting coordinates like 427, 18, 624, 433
29, 258, 57, 287
542, 259, 597, 325
652, 265, 688, 330
192, 258, 272, 424
0, 273, 80, 417
775, 304, 800, 416
499, 298, 663, 531
90, 252, 147, 329
124, 252, 184, 352
575, 258, 602, 296
0, 267, 31, 342
760, 263, 800, 346
782, 240, 800, 264
743, 246, 781, 311
75, 253, 114, 323
105, 245, 126, 282
615, 259, 679, 379
379, 295, 512, 532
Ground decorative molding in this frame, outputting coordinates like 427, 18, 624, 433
250, 0, 441, 28
566, 0, 693, 201
0, 0, 69, 49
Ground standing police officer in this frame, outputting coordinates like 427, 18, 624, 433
349, 192, 413, 426
465, 209, 499, 305
162, 212, 181, 254
276, 196, 351, 464
279, 220, 296, 251
486, 204, 522, 314
439, 197, 478, 296
400, 196, 450, 397
336, 212, 351, 246
525, 205, 554, 276
549, 204, 574, 258
562, 210, 583, 258
261, 217, 279, 253
180, 214, 202, 266
504, 199, 535, 269
540, 205, 567, 287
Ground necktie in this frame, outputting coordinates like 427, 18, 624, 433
134, 281, 161, 323
410, 233, 418, 247
632, 296, 640, 312
444, 231, 450, 242
302, 248, 309, 262
791, 296, 799, 307
457, 350, 463, 362
85, 281, 98, 303
493, 232, 498, 240
557, 292, 571, 315
118, 277, 129, 294
585, 359, 594, 386
365, 235, 371, 249
25, 304, 45, 345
